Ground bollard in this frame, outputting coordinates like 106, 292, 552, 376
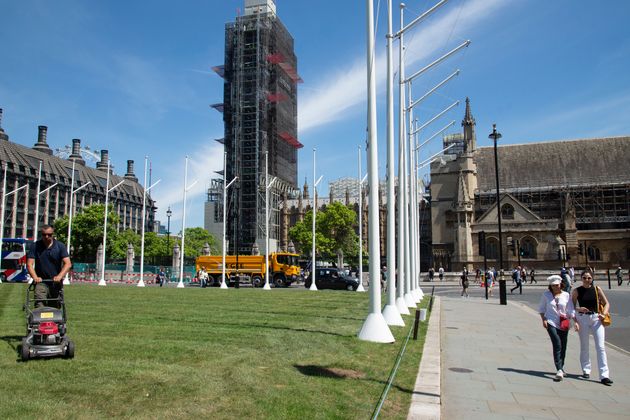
413, 310, 421, 340
607, 269, 611, 289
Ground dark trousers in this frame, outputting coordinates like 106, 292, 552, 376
510, 281, 522, 294
34, 282, 62, 308
546, 324, 568, 371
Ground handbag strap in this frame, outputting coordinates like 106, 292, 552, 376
595, 285, 601, 313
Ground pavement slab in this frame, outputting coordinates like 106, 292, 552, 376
408, 295, 630, 419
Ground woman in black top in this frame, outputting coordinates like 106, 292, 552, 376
571, 268, 613, 385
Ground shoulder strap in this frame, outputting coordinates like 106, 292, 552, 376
595, 286, 600, 312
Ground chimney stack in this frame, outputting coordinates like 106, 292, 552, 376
68, 139, 86, 165
33, 125, 53, 154
124, 160, 138, 181
0, 108, 9, 141
97, 149, 110, 171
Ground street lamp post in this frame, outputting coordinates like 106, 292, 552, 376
489, 124, 507, 305
178, 156, 198, 288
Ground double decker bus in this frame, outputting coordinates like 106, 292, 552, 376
1, 238, 33, 282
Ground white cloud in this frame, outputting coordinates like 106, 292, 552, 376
298, 0, 505, 133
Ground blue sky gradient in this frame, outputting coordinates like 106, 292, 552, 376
1, 0, 629, 232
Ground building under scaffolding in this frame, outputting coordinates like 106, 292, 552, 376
210, 0, 302, 254
430, 98, 630, 270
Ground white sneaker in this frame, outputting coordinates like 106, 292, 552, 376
555, 370, 564, 381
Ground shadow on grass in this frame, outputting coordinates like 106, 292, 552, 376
220, 321, 355, 338
1, 335, 23, 352
498, 367, 579, 380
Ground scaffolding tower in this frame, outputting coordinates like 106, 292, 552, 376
219, 0, 302, 255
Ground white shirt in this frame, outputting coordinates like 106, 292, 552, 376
538, 290, 575, 329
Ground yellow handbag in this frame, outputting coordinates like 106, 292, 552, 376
595, 286, 612, 327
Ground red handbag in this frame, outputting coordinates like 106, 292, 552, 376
559, 316, 570, 331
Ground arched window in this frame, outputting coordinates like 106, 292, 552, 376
486, 238, 499, 260
587, 246, 602, 261
501, 204, 515, 220
520, 237, 537, 259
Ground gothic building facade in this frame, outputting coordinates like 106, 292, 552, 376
430, 99, 630, 271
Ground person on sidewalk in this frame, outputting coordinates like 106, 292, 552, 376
510, 266, 523, 294
460, 267, 469, 298
486, 268, 494, 297
615, 266, 622, 286
530, 268, 537, 284
538, 275, 576, 381
438, 266, 444, 281
571, 268, 614, 386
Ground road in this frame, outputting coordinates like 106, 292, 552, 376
428, 281, 630, 354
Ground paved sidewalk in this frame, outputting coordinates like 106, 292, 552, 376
436, 296, 630, 419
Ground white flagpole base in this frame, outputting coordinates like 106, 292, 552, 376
62, 274, 70, 285
396, 297, 410, 315
98, 279, 107, 286
404, 292, 416, 308
358, 312, 395, 343
356, 282, 366, 292
309, 283, 318, 291
177, 281, 185, 288
137, 279, 146, 287
382, 304, 405, 326
263, 282, 271, 290
220, 281, 228, 289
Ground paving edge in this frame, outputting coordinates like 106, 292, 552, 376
407, 296, 441, 420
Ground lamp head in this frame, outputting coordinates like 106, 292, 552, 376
166, 207, 172, 217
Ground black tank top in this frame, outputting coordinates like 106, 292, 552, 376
576, 285, 598, 312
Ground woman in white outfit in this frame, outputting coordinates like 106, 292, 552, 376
538, 275, 576, 381
571, 268, 613, 386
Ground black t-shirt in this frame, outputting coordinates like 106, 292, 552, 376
27, 240, 69, 279
575, 285, 598, 312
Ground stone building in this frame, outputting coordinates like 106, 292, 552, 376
430, 98, 630, 271
0, 109, 155, 241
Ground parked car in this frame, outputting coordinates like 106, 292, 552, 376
304, 267, 360, 291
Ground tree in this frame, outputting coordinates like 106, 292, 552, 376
289, 202, 359, 267
53, 203, 120, 263
110, 229, 141, 261
174, 227, 219, 258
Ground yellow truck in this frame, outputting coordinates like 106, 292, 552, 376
195, 252, 301, 287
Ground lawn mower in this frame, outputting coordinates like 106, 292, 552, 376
21, 279, 74, 361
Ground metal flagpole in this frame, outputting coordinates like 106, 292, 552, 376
99, 161, 124, 286
178, 156, 198, 288
381, 0, 404, 326
356, 145, 366, 292
138, 156, 161, 287
221, 152, 238, 289
357, 0, 395, 343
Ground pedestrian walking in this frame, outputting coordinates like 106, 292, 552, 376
26, 225, 72, 308
510, 266, 523, 294
538, 275, 576, 381
615, 266, 622, 286
486, 268, 494, 297
428, 267, 435, 282
560, 267, 572, 293
571, 268, 614, 386
460, 267, 469, 298
530, 268, 537, 284
438, 266, 444, 281
475, 268, 481, 284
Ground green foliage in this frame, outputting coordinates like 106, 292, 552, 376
109, 229, 141, 260
289, 202, 359, 263
53, 203, 119, 263
177, 227, 219, 258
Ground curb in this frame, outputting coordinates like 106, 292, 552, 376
407, 296, 441, 420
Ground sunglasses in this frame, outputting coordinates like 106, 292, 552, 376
42, 233, 54, 237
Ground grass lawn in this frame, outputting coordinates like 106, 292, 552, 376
0, 283, 430, 419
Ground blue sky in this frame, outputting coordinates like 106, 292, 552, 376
1, 0, 629, 232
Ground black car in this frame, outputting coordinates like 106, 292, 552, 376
304, 267, 360, 291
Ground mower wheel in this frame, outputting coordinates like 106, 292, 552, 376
65, 340, 75, 359
21, 339, 30, 361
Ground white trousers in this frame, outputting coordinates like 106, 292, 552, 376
576, 313, 609, 379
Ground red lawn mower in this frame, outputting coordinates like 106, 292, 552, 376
21, 280, 74, 361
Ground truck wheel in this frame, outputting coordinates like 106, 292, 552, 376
273, 277, 284, 287
252, 276, 263, 288
21, 339, 30, 361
